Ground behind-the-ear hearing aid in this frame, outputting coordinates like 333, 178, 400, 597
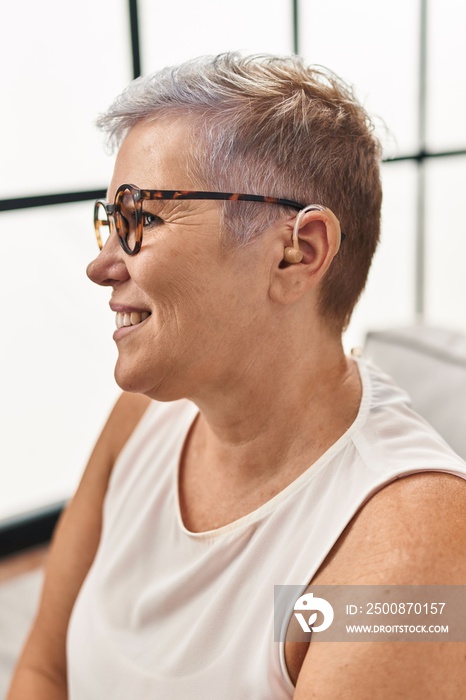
283, 204, 340, 264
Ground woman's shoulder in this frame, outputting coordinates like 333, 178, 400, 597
102, 391, 153, 465
7, 392, 153, 695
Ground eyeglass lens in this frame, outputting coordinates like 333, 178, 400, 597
115, 186, 139, 253
94, 187, 140, 253
94, 201, 111, 250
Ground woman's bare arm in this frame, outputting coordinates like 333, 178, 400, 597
7, 391, 151, 699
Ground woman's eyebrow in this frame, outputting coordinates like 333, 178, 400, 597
142, 198, 194, 214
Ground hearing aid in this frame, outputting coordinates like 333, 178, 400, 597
282, 204, 342, 263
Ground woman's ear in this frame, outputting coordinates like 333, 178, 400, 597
270, 206, 342, 305
281, 206, 342, 272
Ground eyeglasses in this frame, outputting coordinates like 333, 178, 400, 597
94, 183, 305, 255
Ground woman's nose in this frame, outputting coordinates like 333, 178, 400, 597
86, 237, 130, 287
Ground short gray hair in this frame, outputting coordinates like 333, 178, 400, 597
97, 52, 382, 330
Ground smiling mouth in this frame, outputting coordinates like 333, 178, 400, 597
115, 311, 151, 329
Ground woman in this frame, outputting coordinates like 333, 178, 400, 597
9, 53, 466, 699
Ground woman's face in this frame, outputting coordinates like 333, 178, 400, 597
87, 118, 278, 401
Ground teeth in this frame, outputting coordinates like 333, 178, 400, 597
115, 311, 150, 329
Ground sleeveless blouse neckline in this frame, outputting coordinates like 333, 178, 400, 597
173, 357, 372, 538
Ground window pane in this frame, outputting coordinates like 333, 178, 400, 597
424, 157, 466, 328
344, 161, 418, 350
299, 0, 420, 155
0, 203, 119, 521
139, 0, 292, 72
1, 0, 131, 198
426, 0, 466, 151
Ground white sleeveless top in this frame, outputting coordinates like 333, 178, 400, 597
67, 359, 466, 699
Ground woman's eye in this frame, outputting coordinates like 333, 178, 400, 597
143, 213, 162, 228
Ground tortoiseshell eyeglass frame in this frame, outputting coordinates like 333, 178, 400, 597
94, 183, 305, 255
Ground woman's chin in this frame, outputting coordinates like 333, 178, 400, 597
113, 362, 147, 395
113, 360, 172, 400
